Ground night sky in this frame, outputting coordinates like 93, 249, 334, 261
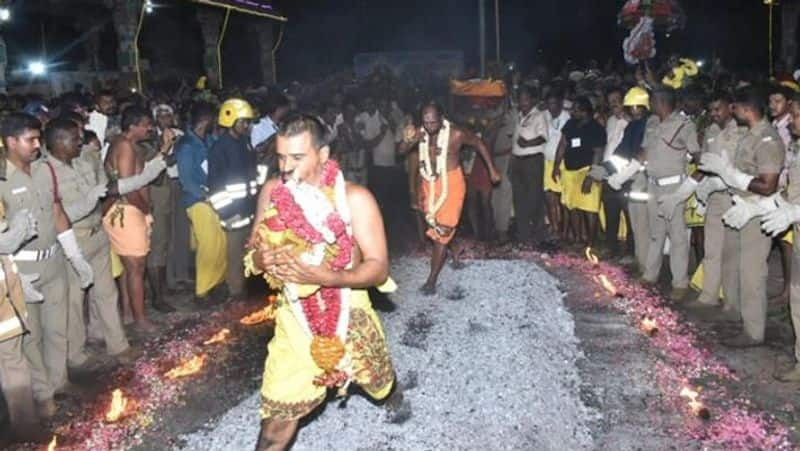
0, 0, 784, 85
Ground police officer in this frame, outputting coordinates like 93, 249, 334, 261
691, 92, 746, 310
0, 113, 94, 417
44, 119, 140, 371
0, 190, 48, 442
640, 88, 701, 301
207, 98, 258, 301
762, 95, 800, 379
700, 86, 785, 347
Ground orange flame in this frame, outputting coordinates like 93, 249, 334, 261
585, 247, 599, 265
105, 388, 129, 422
593, 274, 617, 296
47, 436, 56, 451
240, 307, 273, 325
640, 317, 658, 336
165, 354, 207, 379
680, 386, 710, 419
203, 328, 231, 345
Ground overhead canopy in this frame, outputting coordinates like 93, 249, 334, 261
189, 0, 287, 22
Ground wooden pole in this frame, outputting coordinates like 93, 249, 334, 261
217, 8, 231, 88
479, 0, 486, 77
495, 0, 500, 64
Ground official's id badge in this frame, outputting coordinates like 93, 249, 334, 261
571, 138, 581, 148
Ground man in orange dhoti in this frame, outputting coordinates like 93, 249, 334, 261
399, 103, 501, 295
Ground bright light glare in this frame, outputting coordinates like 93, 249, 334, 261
28, 61, 46, 76
696, 60, 705, 68
0, 8, 10, 22
145, 0, 154, 14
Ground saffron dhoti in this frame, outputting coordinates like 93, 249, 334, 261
259, 289, 395, 420
101, 203, 152, 257
419, 167, 466, 244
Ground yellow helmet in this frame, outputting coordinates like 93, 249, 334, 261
218, 98, 255, 127
624, 87, 650, 110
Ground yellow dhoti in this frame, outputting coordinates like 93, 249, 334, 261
560, 167, 601, 213
186, 202, 228, 297
543, 159, 563, 193
260, 289, 395, 421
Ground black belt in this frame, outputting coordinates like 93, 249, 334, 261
513, 153, 543, 159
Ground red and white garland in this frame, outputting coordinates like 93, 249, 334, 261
267, 161, 354, 376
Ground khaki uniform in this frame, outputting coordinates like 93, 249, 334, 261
730, 120, 784, 341
143, 143, 172, 269
48, 152, 129, 367
0, 158, 67, 401
697, 120, 746, 305
0, 200, 38, 430
786, 141, 800, 362
642, 112, 701, 287
491, 109, 515, 235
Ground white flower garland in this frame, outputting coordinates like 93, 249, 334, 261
418, 119, 451, 226
282, 168, 353, 344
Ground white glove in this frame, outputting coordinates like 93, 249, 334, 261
64, 183, 106, 222
694, 201, 707, 217
20, 272, 43, 303
695, 176, 727, 205
117, 155, 167, 195
762, 196, 800, 237
699, 153, 753, 192
722, 194, 778, 229
57, 229, 93, 288
657, 178, 698, 220
608, 160, 642, 191
0, 210, 37, 254
588, 164, 608, 182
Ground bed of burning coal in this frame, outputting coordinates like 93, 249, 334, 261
16, 242, 796, 450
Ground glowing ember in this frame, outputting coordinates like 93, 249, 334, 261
105, 388, 129, 422
47, 436, 56, 451
640, 317, 659, 336
680, 386, 711, 419
584, 247, 599, 265
593, 274, 618, 296
203, 328, 231, 345
240, 307, 273, 325
165, 354, 207, 379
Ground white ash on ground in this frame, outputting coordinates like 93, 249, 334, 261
177, 258, 596, 450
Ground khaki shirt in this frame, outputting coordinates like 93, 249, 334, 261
0, 202, 27, 342
0, 158, 59, 250
732, 119, 785, 196
47, 153, 104, 233
642, 112, 701, 178
784, 138, 800, 200
703, 119, 746, 160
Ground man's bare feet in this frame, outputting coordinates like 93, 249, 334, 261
132, 320, 158, 335
419, 283, 436, 296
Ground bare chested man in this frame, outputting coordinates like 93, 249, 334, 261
102, 106, 161, 333
248, 115, 405, 450
399, 103, 501, 295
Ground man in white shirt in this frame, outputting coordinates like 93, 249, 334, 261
85, 90, 116, 161
768, 83, 795, 307
601, 88, 631, 257
543, 90, 570, 238
356, 96, 403, 237
251, 92, 290, 150
511, 86, 549, 247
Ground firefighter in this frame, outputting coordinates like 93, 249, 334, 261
595, 86, 653, 271
207, 98, 259, 302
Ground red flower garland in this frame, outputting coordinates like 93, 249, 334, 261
264, 160, 352, 338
